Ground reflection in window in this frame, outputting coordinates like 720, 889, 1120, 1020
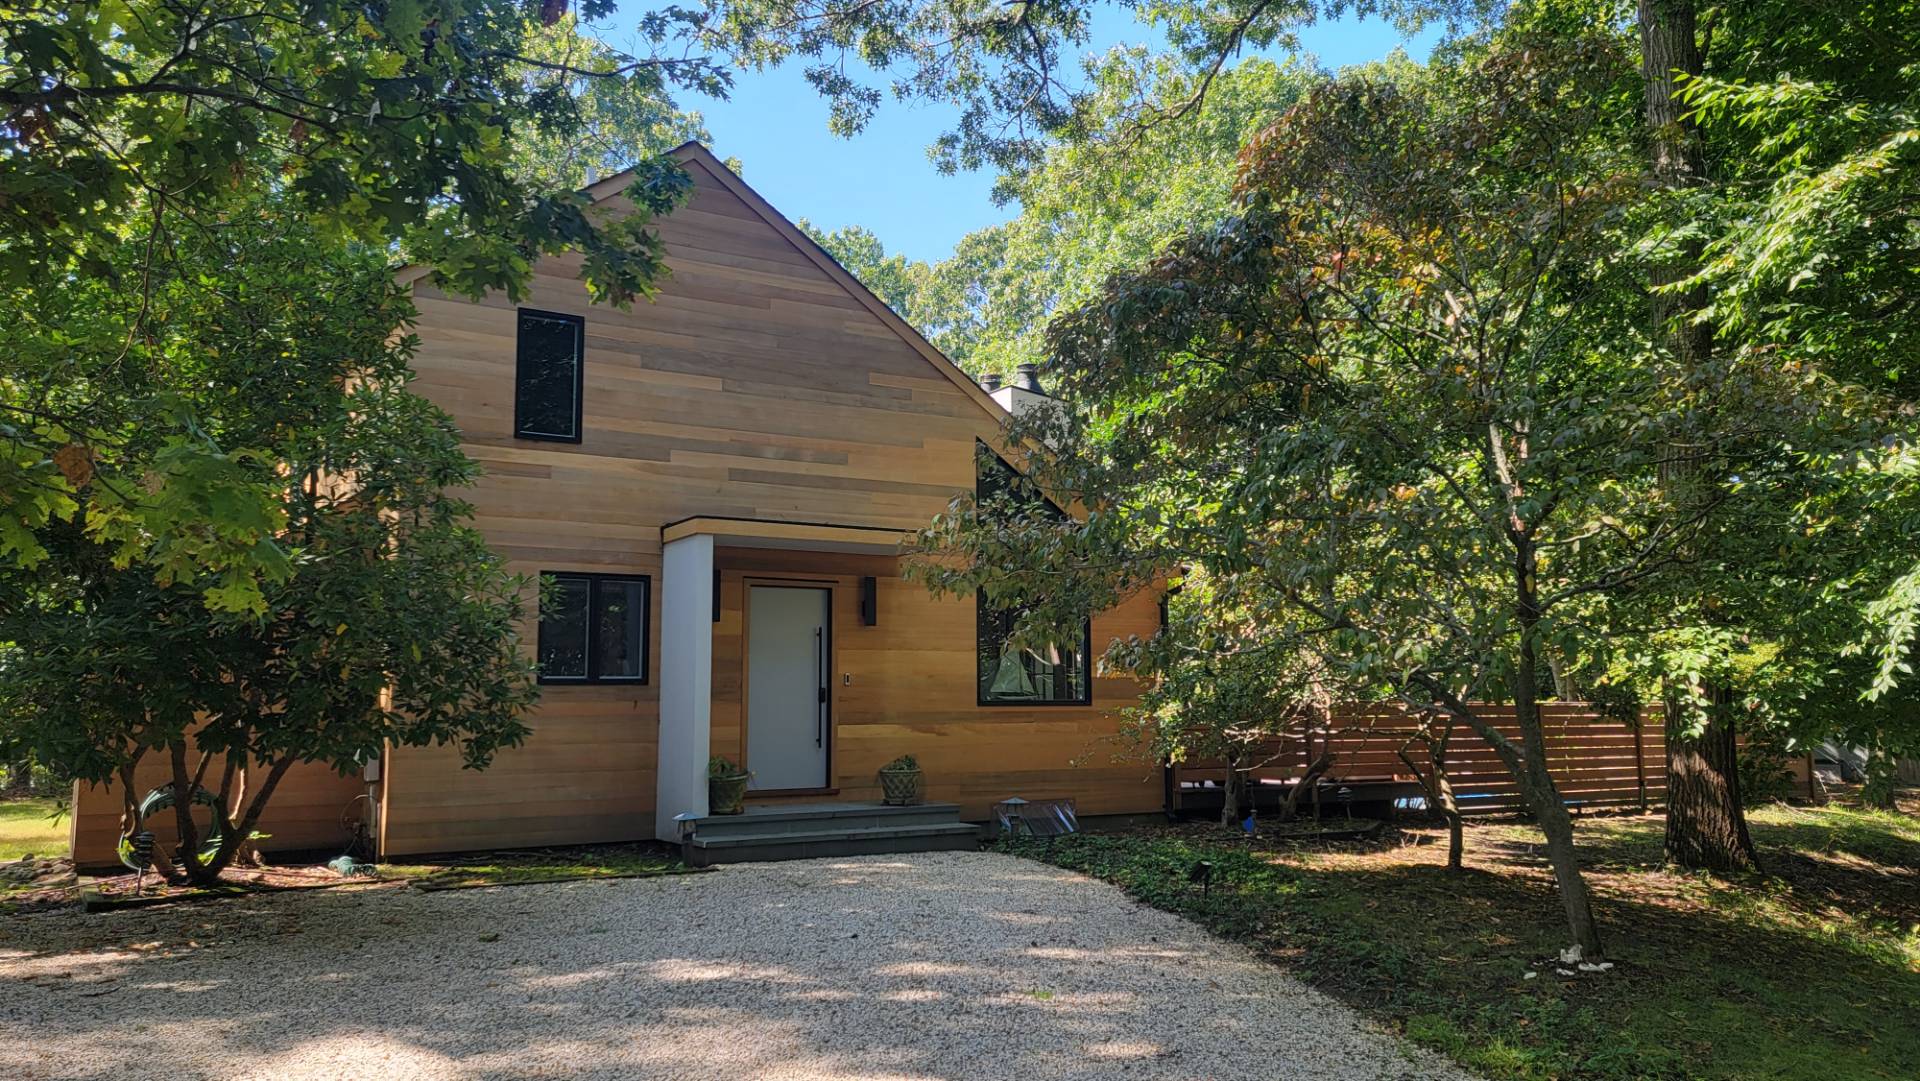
974, 443, 1091, 706
594, 578, 646, 680
978, 600, 1090, 705
538, 573, 648, 683
515, 310, 583, 441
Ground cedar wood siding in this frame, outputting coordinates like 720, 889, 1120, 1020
69, 749, 366, 870
378, 147, 1160, 856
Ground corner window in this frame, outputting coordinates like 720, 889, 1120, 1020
515, 309, 584, 442
974, 443, 1091, 706
539, 573, 649, 683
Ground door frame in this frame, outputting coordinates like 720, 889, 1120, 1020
740, 576, 837, 797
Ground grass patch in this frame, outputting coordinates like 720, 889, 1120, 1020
381, 841, 692, 890
1005, 797, 1920, 1081
0, 797, 66, 862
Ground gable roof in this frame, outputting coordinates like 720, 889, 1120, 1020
398, 141, 1008, 426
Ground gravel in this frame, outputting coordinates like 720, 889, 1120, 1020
0, 851, 1476, 1080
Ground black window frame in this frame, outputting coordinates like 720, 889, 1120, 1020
973, 441, 1093, 707
976, 596, 1093, 707
514, 308, 586, 443
537, 571, 651, 685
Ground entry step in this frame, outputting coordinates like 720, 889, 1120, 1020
681, 801, 980, 865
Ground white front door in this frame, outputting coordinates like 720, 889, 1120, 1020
746, 585, 830, 791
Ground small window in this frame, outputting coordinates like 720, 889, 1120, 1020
515, 309, 584, 442
978, 600, 1091, 706
539, 572, 649, 683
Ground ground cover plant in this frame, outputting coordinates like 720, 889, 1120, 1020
1004, 796, 1920, 1081
378, 842, 690, 890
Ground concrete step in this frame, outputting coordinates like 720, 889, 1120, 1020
684, 821, 981, 866
691, 802, 962, 839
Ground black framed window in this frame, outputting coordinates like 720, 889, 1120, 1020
978, 599, 1091, 705
538, 572, 649, 683
515, 309, 584, 442
975, 443, 1091, 705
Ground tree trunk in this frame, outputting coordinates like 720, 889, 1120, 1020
1513, 633, 1605, 959
169, 741, 219, 887
1279, 752, 1334, 823
1432, 752, 1464, 872
1636, 0, 1713, 357
1637, 0, 1759, 872
1397, 730, 1463, 871
1219, 748, 1246, 830
1664, 686, 1759, 871
1862, 740, 1899, 810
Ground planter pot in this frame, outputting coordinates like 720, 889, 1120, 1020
708, 772, 750, 815
879, 767, 923, 806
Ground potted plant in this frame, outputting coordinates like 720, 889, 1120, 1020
878, 754, 923, 806
708, 756, 751, 815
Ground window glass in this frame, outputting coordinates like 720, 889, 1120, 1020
515, 310, 582, 440
975, 443, 1091, 705
538, 575, 591, 679
595, 578, 646, 679
537, 573, 648, 683
978, 600, 1090, 705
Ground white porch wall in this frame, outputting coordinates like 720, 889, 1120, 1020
655, 532, 714, 840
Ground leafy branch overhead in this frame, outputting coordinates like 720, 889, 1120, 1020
693, 0, 1476, 174
1, 0, 715, 303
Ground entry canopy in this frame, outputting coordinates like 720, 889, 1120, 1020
662, 516, 912, 556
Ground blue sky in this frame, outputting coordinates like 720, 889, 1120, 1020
613, 11, 1440, 263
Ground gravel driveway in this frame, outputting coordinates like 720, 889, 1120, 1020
0, 851, 1473, 1080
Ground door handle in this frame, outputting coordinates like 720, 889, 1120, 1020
814, 626, 825, 747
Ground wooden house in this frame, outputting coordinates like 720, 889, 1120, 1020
71, 141, 1164, 867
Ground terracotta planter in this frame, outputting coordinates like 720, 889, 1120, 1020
708, 771, 750, 815
879, 766, 923, 806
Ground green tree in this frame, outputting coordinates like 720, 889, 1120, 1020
2, 0, 714, 608
945, 53, 1322, 376
0, 202, 538, 884
506, 13, 715, 192
913, 32, 1890, 954
695, 0, 1472, 173
1112, 569, 1353, 829
798, 53, 1319, 377
1625, 0, 1920, 852
799, 220, 940, 328
0, 0, 719, 301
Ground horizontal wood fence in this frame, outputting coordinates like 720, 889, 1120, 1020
1169, 703, 1665, 817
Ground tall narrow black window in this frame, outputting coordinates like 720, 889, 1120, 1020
538, 572, 649, 683
515, 309, 584, 442
974, 443, 1092, 706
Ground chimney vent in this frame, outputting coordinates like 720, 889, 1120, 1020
1015, 362, 1045, 394
981, 372, 1002, 392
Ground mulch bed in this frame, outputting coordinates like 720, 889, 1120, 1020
1, 856, 80, 913
80, 862, 376, 912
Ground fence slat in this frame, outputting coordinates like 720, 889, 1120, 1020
1169, 703, 1667, 815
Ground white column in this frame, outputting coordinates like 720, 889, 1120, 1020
655, 532, 714, 840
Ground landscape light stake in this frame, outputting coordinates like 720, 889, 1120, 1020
1190, 859, 1214, 898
